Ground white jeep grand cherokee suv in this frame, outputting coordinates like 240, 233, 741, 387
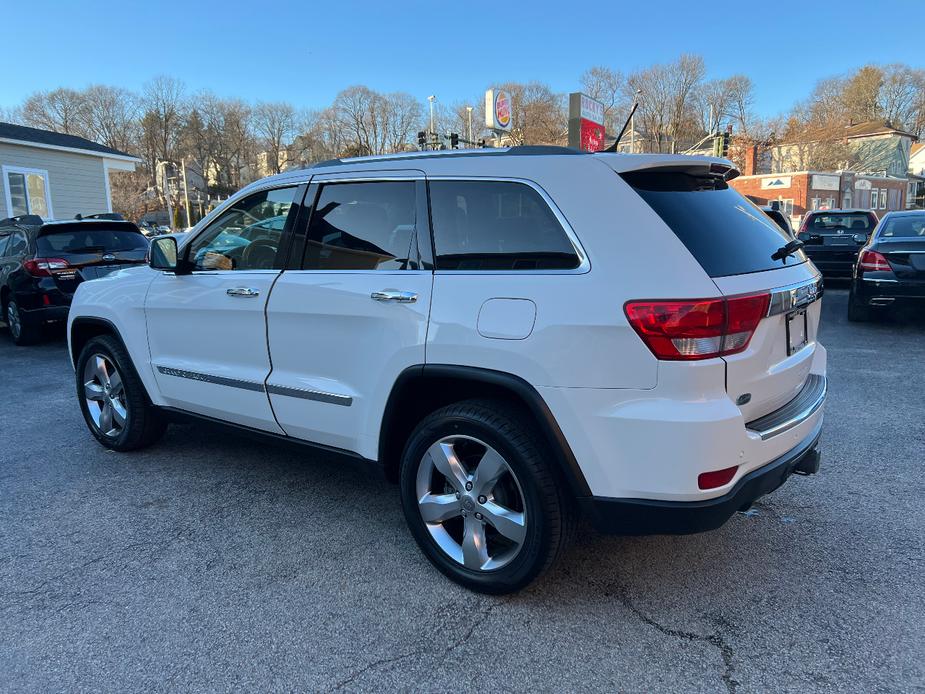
68, 147, 826, 593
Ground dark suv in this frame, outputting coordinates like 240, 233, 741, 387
797, 209, 879, 278
0, 216, 149, 345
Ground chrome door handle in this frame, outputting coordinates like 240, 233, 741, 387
370, 290, 417, 303
226, 287, 260, 297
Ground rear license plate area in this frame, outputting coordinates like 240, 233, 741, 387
786, 310, 808, 356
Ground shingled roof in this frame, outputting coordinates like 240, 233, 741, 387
843, 120, 917, 140
0, 121, 138, 159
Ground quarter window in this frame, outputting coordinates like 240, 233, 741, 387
3, 167, 51, 219
188, 186, 296, 270
302, 181, 416, 271
429, 180, 580, 271
6, 231, 28, 256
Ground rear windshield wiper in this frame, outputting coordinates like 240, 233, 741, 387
771, 239, 804, 262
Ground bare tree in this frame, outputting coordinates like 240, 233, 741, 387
252, 101, 297, 174
141, 76, 187, 166
20, 88, 87, 135
82, 85, 139, 152
580, 66, 627, 133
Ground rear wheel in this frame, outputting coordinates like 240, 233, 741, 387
6, 298, 40, 345
399, 399, 573, 594
76, 335, 166, 451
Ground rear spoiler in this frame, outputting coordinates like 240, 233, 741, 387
592, 153, 740, 181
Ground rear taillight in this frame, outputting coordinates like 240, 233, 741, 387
858, 250, 891, 272
23, 257, 70, 277
624, 293, 770, 361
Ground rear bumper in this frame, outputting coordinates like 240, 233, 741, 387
580, 429, 822, 535
852, 278, 925, 305
804, 247, 861, 277
21, 305, 70, 325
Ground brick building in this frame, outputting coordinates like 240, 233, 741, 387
730, 170, 907, 228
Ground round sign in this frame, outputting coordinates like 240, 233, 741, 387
495, 91, 511, 128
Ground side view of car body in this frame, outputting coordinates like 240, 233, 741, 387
68, 147, 827, 593
797, 209, 879, 278
1, 217, 149, 344
848, 209, 925, 321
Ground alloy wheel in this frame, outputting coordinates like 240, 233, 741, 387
7, 301, 21, 340
82, 354, 128, 438
416, 435, 527, 571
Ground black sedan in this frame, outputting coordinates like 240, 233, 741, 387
798, 209, 879, 278
848, 210, 925, 321
0, 217, 149, 344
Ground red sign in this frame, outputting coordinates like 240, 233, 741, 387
580, 119, 606, 152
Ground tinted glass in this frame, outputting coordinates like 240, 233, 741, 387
804, 213, 873, 233
878, 214, 925, 239
623, 171, 805, 277
36, 229, 148, 255
303, 182, 416, 270
429, 180, 579, 271
189, 187, 295, 270
0, 235, 9, 257
6, 231, 28, 257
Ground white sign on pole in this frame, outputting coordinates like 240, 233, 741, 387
485, 89, 513, 132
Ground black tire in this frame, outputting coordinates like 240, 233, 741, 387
76, 335, 167, 451
6, 297, 40, 345
399, 399, 574, 594
847, 290, 871, 322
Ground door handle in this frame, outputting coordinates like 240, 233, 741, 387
370, 290, 417, 303
226, 287, 260, 297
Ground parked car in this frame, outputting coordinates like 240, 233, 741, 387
797, 209, 879, 278
0, 217, 149, 344
848, 210, 925, 321
67, 147, 826, 593
760, 204, 794, 237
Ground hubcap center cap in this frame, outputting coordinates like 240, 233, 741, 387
461, 496, 476, 513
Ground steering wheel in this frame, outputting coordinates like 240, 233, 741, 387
240, 237, 278, 269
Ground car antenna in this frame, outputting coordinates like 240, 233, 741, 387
601, 90, 641, 154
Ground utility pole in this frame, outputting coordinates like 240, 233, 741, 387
428, 95, 436, 137
630, 89, 641, 153
466, 106, 473, 148
180, 157, 191, 228
157, 160, 173, 230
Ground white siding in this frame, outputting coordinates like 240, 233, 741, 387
0, 142, 108, 219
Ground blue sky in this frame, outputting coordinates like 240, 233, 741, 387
3, 0, 921, 118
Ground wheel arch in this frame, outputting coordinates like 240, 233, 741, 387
69, 317, 124, 368
378, 364, 592, 499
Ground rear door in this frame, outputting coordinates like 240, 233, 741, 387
264, 172, 432, 457
623, 169, 823, 423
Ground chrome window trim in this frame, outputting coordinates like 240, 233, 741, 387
427, 175, 590, 275
746, 374, 827, 441
766, 275, 824, 317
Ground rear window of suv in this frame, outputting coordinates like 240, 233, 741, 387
804, 213, 874, 233
36, 226, 148, 255
622, 171, 806, 277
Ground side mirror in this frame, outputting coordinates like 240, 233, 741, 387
149, 236, 179, 271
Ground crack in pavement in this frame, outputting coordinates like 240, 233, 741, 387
331, 598, 504, 691
605, 583, 740, 694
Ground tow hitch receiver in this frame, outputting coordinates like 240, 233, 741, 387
793, 448, 821, 476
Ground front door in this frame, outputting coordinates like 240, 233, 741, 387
265, 173, 432, 458
145, 184, 302, 432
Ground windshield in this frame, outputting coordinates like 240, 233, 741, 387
622, 171, 806, 277
36, 229, 148, 255
878, 214, 925, 239
805, 213, 872, 234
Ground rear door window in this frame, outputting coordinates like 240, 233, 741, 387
429, 180, 581, 271
622, 171, 806, 277
302, 181, 417, 271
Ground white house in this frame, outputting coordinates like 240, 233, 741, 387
0, 122, 140, 221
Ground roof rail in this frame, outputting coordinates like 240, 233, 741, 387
312, 145, 585, 168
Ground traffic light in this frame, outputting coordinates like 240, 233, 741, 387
721, 131, 731, 158
477, 138, 486, 148
417, 131, 426, 149
449, 133, 459, 149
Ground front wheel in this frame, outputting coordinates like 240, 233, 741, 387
76, 335, 167, 451
399, 400, 573, 594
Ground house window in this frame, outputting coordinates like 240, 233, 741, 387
810, 198, 821, 210
870, 190, 879, 210
3, 166, 52, 219
880, 189, 888, 210
777, 198, 794, 216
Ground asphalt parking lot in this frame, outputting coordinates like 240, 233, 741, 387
1, 287, 923, 693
